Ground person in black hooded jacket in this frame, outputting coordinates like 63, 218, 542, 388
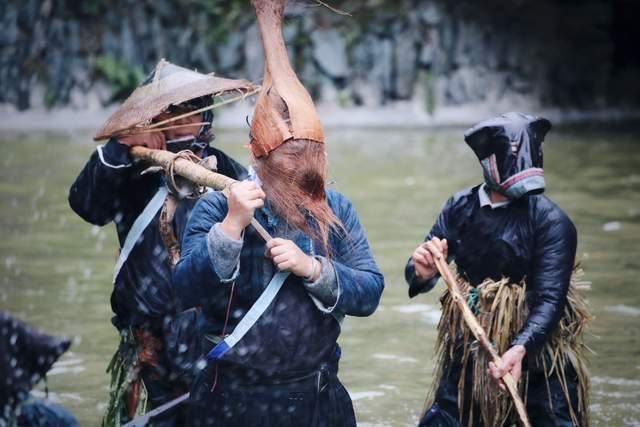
0, 311, 78, 427
405, 113, 590, 427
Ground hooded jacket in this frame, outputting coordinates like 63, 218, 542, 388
0, 312, 74, 424
68, 139, 247, 329
406, 113, 576, 354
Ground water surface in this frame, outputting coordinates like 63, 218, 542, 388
1, 128, 639, 425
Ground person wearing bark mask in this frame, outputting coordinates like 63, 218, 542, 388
173, 1, 384, 426
68, 60, 254, 426
406, 112, 591, 427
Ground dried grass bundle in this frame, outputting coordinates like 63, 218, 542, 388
426, 268, 591, 426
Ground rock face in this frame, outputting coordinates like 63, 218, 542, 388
1, 0, 637, 111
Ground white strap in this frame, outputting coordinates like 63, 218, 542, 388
207, 271, 290, 359
112, 187, 168, 283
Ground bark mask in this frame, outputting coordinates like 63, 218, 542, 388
249, 0, 324, 157
464, 112, 551, 199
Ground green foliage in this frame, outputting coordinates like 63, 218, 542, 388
193, 0, 253, 43
94, 55, 144, 101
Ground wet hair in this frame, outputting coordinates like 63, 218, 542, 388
253, 139, 342, 254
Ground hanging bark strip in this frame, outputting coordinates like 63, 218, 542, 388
430, 250, 532, 427
129, 146, 272, 242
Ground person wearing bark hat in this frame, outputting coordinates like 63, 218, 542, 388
173, 1, 384, 426
68, 60, 256, 426
405, 112, 591, 426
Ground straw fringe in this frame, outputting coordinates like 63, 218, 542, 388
426, 268, 591, 426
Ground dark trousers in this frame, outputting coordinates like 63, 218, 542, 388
419, 360, 583, 427
187, 362, 356, 427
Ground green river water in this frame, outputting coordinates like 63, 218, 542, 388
1, 128, 639, 426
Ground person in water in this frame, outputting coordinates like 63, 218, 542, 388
0, 311, 79, 427
406, 112, 591, 427
173, 1, 384, 425
69, 60, 252, 426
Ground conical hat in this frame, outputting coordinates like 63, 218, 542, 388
94, 59, 257, 141
249, 0, 324, 158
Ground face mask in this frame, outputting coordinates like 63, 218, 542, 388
464, 112, 551, 199
166, 135, 209, 154
164, 100, 215, 154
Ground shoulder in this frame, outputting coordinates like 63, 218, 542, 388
326, 189, 355, 217
205, 146, 248, 179
528, 194, 576, 236
443, 185, 480, 213
205, 145, 229, 160
193, 191, 229, 218
184, 191, 229, 233
199, 190, 228, 208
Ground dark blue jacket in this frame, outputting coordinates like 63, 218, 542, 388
174, 189, 384, 373
405, 185, 577, 354
68, 139, 247, 329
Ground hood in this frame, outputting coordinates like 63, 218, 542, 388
0, 312, 71, 414
464, 112, 551, 199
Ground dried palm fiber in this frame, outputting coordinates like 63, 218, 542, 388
426, 268, 591, 427
94, 59, 257, 141
249, 0, 324, 157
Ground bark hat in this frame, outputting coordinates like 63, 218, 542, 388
249, 0, 324, 158
94, 59, 257, 141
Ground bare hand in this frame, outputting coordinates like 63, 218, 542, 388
118, 132, 166, 150
487, 345, 526, 391
266, 238, 317, 279
221, 181, 265, 239
411, 237, 448, 281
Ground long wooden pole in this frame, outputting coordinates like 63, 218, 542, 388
129, 146, 272, 242
430, 250, 532, 427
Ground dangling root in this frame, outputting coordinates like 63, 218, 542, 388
159, 194, 180, 268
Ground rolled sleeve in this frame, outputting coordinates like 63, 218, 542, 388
303, 256, 340, 312
206, 223, 243, 283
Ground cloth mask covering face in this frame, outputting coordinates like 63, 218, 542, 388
164, 98, 215, 155
464, 112, 552, 199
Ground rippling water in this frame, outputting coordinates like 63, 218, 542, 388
1, 127, 639, 425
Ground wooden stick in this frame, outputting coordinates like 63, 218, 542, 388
117, 122, 211, 137
129, 146, 272, 242
430, 250, 532, 427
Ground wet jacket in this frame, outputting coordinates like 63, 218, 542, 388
405, 185, 577, 354
68, 139, 247, 330
174, 190, 384, 374
0, 312, 77, 425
